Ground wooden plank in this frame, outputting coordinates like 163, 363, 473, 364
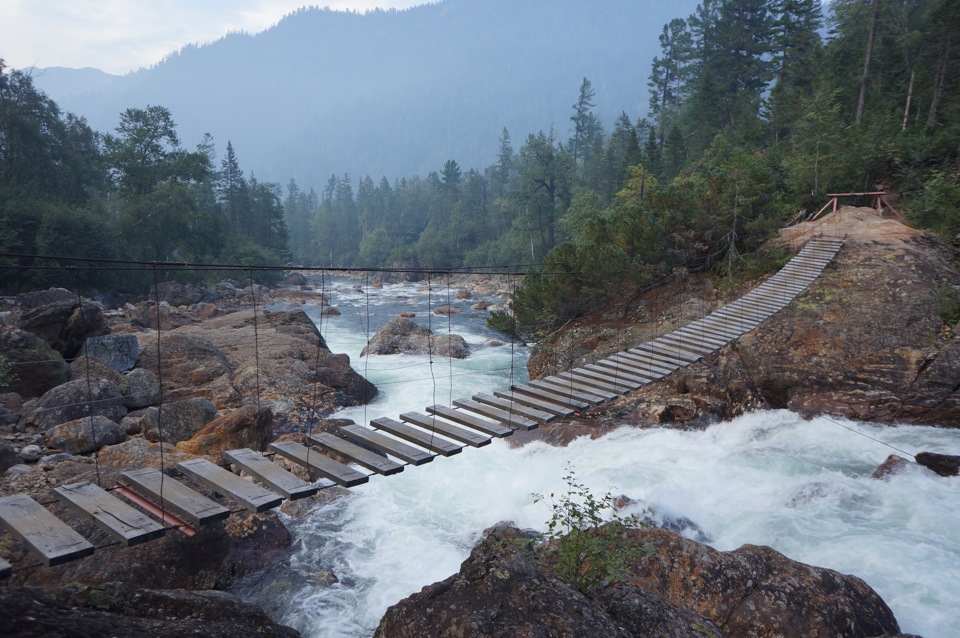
711, 306, 766, 322
269, 440, 370, 487
176, 458, 283, 513
537, 376, 617, 402
427, 405, 513, 437
555, 370, 632, 395
472, 393, 557, 423
685, 321, 742, 340
630, 342, 698, 364
609, 352, 678, 376
400, 412, 491, 448
341, 424, 434, 465
0, 494, 95, 566
564, 367, 641, 392
452, 398, 539, 430
511, 383, 593, 409
0, 556, 10, 579
309, 433, 404, 475
493, 388, 577, 417
652, 335, 713, 356
372, 417, 463, 456
594, 357, 668, 381
616, 349, 685, 372
582, 363, 653, 386
120, 468, 231, 528
669, 328, 728, 348
53, 481, 165, 546
224, 448, 318, 500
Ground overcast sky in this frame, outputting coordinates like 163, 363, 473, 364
1, 0, 428, 75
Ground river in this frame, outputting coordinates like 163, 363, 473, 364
261, 278, 960, 638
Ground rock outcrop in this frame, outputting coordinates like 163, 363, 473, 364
0, 327, 70, 398
376, 525, 903, 638
361, 317, 471, 359
18, 378, 127, 431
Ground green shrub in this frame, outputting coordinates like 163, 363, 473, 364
533, 465, 648, 594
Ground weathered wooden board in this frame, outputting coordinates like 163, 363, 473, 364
510, 383, 592, 410
309, 433, 405, 475
472, 393, 557, 423
400, 412, 491, 448
341, 424, 434, 465
555, 370, 633, 395
53, 481, 165, 546
493, 389, 577, 417
269, 440, 370, 487
0, 494, 95, 566
426, 405, 513, 437
684, 321, 742, 340
582, 363, 652, 386
224, 448, 318, 500
176, 458, 283, 513
537, 376, 617, 402
652, 335, 714, 356
668, 328, 727, 348
630, 342, 698, 364
592, 358, 667, 382
606, 353, 677, 377
452, 398, 539, 430
372, 417, 463, 456
120, 468, 230, 528
616, 350, 684, 373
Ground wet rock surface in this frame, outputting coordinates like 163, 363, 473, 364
360, 316, 471, 359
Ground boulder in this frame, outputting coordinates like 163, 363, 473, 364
131, 301, 199, 330
123, 368, 161, 409
472, 300, 487, 311
46, 415, 127, 455
151, 280, 205, 307
0, 327, 70, 398
142, 398, 218, 445
0, 440, 18, 474
454, 289, 471, 299
0, 405, 19, 426
15, 287, 75, 310
282, 272, 308, 286
872, 454, 911, 480
321, 306, 341, 316
81, 333, 140, 372
177, 405, 274, 460
18, 298, 108, 359
360, 317, 471, 359
433, 305, 460, 315
18, 378, 126, 431
0, 584, 300, 638
135, 333, 235, 403
915, 451, 960, 477
375, 525, 719, 638
97, 438, 199, 471
400, 312, 416, 318
69, 356, 130, 397
18, 444, 43, 462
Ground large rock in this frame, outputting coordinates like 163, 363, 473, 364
177, 405, 273, 460
375, 525, 719, 638
915, 451, 960, 477
142, 398, 218, 445
97, 438, 199, 471
46, 415, 127, 454
377, 526, 903, 638
69, 355, 130, 397
0, 584, 300, 638
360, 317, 471, 359
123, 368, 161, 409
135, 333, 236, 403
18, 298, 108, 359
82, 333, 140, 372
151, 280, 206, 307
0, 327, 70, 398
0, 440, 18, 474
18, 378, 126, 431
15, 287, 75, 310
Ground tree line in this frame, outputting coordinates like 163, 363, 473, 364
0, 61, 288, 293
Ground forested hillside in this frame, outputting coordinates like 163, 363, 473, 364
35, 0, 698, 186
2, 0, 958, 321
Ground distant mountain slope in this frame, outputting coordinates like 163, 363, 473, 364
34, 0, 698, 189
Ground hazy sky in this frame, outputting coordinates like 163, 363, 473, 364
1, 0, 428, 75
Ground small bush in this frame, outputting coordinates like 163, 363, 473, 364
533, 465, 648, 594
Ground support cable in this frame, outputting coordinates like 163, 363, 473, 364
150, 264, 168, 526
249, 271, 263, 416
74, 269, 102, 487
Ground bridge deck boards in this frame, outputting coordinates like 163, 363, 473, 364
269, 440, 370, 487
616, 349, 685, 372
472, 393, 557, 423
0, 493, 95, 566
176, 458, 283, 513
652, 336, 713, 356
341, 424, 434, 465
427, 405, 513, 437
582, 363, 653, 385
669, 329, 728, 348
310, 432, 405, 475
224, 448, 318, 500
594, 358, 668, 381
685, 322, 741, 340
452, 399, 539, 430
556, 370, 633, 395
120, 468, 231, 528
53, 481, 165, 546
400, 412, 491, 447
608, 353, 678, 376
511, 383, 593, 409
494, 388, 580, 416
631, 343, 698, 363
372, 416, 464, 456
536, 376, 616, 402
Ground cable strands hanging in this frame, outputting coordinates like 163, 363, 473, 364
425, 272, 438, 452
150, 263, 168, 528
75, 268, 102, 487
305, 270, 328, 482
249, 271, 263, 416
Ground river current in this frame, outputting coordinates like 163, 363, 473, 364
261, 279, 959, 638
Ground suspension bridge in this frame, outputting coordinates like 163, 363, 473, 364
0, 237, 844, 577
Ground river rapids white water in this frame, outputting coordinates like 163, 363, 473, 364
260, 280, 960, 638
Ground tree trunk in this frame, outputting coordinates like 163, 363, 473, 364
855, 0, 880, 126
927, 38, 951, 131
901, 68, 915, 132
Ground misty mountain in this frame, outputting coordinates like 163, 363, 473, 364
34, 0, 699, 190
